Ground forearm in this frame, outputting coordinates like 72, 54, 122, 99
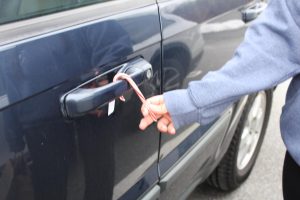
164, 0, 300, 129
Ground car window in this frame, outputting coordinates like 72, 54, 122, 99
0, 0, 113, 25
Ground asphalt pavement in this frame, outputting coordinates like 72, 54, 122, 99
188, 81, 289, 200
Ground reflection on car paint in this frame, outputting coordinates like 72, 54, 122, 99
0, 5, 162, 199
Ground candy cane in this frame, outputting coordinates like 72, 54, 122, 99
113, 73, 157, 122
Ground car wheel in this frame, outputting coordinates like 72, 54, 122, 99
207, 90, 273, 191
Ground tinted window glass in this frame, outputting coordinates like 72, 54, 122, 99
0, 0, 112, 25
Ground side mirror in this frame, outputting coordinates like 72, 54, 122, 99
241, 1, 267, 23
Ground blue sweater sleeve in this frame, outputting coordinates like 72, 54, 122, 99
163, 0, 300, 129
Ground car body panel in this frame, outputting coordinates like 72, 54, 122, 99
0, 1, 162, 200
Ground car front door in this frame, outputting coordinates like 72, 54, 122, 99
0, 1, 161, 199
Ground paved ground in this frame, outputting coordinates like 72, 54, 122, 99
188, 81, 289, 200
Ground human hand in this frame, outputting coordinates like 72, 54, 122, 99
139, 95, 176, 135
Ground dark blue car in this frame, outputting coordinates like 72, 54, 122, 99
0, 0, 271, 199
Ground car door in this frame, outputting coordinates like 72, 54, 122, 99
156, 0, 252, 198
0, 1, 161, 200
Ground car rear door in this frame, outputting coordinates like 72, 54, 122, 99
157, 0, 252, 198
0, 1, 161, 199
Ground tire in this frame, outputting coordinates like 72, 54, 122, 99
207, 90, 273, 191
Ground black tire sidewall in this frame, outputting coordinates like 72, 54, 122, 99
234, 90, 272, 183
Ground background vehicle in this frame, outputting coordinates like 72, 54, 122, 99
0, 0, 271, 200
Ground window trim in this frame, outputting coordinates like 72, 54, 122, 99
0, 0, 156, 47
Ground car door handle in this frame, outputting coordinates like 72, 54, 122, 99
241, 1, 267, 23
60, 58, 153, 118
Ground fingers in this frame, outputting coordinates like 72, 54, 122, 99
140, 114, 176, 135
141, 100, 167, 117
139, 115, 155, 130
167, 122, 176, 135
140, 95, 175, 135
148, 103, 168, 115
140, 95, 166, 130
157, 117, 169, 133
141, 104, 149, 117
157, 116, 176, 135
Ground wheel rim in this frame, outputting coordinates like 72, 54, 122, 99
237, 92, 267, 170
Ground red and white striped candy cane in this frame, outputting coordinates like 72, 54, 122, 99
113, 73, 157, 122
